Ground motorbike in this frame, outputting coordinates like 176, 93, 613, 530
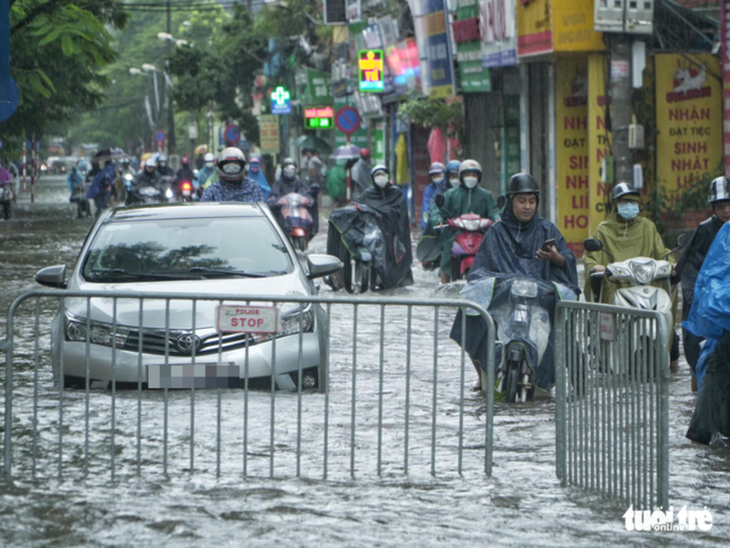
436, 214, 493, 281
0, 179, 14, 220
177, 180, 195, 202
276, 192, 315, 252
461, 275, 577, 402
126, 180, 174, 205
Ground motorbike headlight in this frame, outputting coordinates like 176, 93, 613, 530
655, 262, 672, 279
165, 188, 174, 199
124, 173, 133, 181
510, 279, 539, 298
629, 260, 656, 285
463, 218, 480, 231
65, 315, 129, 348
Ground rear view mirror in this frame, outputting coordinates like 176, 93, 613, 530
583, 238, 604, 253
307, 254, 343, 280
35, 265, 68, 289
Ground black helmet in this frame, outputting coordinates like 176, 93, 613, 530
215, 147, 247, 181
708, 176, 730, 203
507, 173, 539, 196
611, 182, 640, 201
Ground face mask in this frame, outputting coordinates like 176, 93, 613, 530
463, 176, 478, 189
449, 177, 460, 188
617, 202, 640, 220
249, 165, 259, 173
373, 174, 389, 188
205, 162, 214, 169
283, 167, 296, 178
430, 175, 443, 184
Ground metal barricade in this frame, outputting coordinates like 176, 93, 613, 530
3, 290, 495, 481
555, 301, 669, 510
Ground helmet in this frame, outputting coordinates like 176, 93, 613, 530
181, 156, 189, 165
611, 182, 639, 201
215, 147, 247, 181
428, 162, 446, 176
445, 160, 461, 175
370, 165, 389, 188
458, 159, 482, 184
204, 152, 215, 163
507, 173, 539, 196
144, 157, 156, 169
708, 176, 730, 203
158, 154, 167, 164
360, 148, 371, 160
282, 157, 297, 179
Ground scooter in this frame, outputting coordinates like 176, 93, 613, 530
276, 192, 315, 252
462, 274, 572, 402
178, 180, 195, 202
126, 181, 174, 205
443, 214, 493, 280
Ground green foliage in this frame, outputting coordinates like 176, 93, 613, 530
1, 0, 126, 150
397, 94, 464, 143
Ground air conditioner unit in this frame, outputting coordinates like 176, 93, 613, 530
595, 0, 653, 34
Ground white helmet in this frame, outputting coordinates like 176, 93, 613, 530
215, 147, 247, 181
204, 152, 215, 163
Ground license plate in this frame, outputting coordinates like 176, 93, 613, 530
147, 363, 239, 389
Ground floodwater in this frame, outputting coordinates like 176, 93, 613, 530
0, 176, 728, 546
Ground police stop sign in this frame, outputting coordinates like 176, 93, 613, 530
217, 305, 279, 334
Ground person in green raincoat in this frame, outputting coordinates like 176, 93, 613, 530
584, 182, 680, 367
326, 159, 347, 207
429, 159, 498, 284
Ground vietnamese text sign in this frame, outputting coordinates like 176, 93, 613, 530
414, 0, 455, 99
258, 115, 280, 154
588, 54, 612, 233
358, 49, 385, 92
217, 305, 278, 334
304, 105, 335, 129
655, 53, 722, 226
555, 57, 590, 255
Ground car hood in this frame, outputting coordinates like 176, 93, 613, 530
66, 273, 312, 329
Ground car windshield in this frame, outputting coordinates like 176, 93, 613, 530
82, 216, 293, 282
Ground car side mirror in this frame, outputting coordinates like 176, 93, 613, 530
583, 238, 604, 253
35, 265, 68, 289
307, 254, 344, 280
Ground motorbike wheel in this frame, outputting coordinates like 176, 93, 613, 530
504, 359, 520, 403
357, 261, 369, 293
292, 236, 308, 252
2, 200, 11, 220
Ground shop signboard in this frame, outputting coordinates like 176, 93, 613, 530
454, 0, 491, 92
385, 38, 421, 94
479, 0, 517, 68
258, 115, 280, 154
358, 49, 385, 92
555, 57, 590, 255
587, 54, 612, 233
413, 0, 455, 99
517, 0, 603, 58
655, 53, 722, 229
304, 68, 332, 105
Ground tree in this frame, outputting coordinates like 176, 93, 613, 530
1, 0, 127, 154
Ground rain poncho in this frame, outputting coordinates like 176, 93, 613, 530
676, 215, 725, 372
248, 166, 271, 199
197, 164, 216, 189
326, 163, 347, 205
200, 178, 264, 203
420, 176, 448, 232
350, 158, 371, 200
685, 222, 730, 444
429, 185, 498, 279
327, 183, 414, 290
584, 210, 672, 303
451, 195, 579, 390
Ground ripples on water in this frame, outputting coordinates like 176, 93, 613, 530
1, 178, 728, 546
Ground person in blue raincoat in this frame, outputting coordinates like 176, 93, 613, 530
196, 152, 217, 191
86, 160, 116, 217
200, 148, 264, 203
247, 156, 270, 199
421, 162, 448, 232
684, 221, 730, 445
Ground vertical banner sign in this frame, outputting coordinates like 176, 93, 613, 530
358, 49, 385, 92
516, 0, 552, 57
258, 115, 280, 154
722, 1, 730, 177
588, 54, 612, 232
415, 0, 455, 99
555, 58, 590, 255
480, 0, 517, 67
655, 53, 722, 227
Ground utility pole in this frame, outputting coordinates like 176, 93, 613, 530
608, 33, 633, 185
166, 0, 176, 155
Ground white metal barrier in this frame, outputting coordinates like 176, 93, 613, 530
555, 301, 669, 510
2, 290, 496, 481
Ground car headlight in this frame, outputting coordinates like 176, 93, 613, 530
629, 260, 656, 285
250, 304, 315, 344
65, 314, 129, 348
510, 279, 539, 298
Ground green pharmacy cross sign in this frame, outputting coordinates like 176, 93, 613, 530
271, 86, 291, 115
304, 106, 334, 129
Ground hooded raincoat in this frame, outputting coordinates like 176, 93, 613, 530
451, 195, 579, 390
267, 176, 319, 236
429, 185, 498, 279
684, 222, 730, 444
583, 210, 672, 304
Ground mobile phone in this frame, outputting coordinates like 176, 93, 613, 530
541, 238, 556, 252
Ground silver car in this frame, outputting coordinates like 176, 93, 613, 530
35, 203, 342, 390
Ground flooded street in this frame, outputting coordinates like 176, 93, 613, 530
1, 175, 729, 546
